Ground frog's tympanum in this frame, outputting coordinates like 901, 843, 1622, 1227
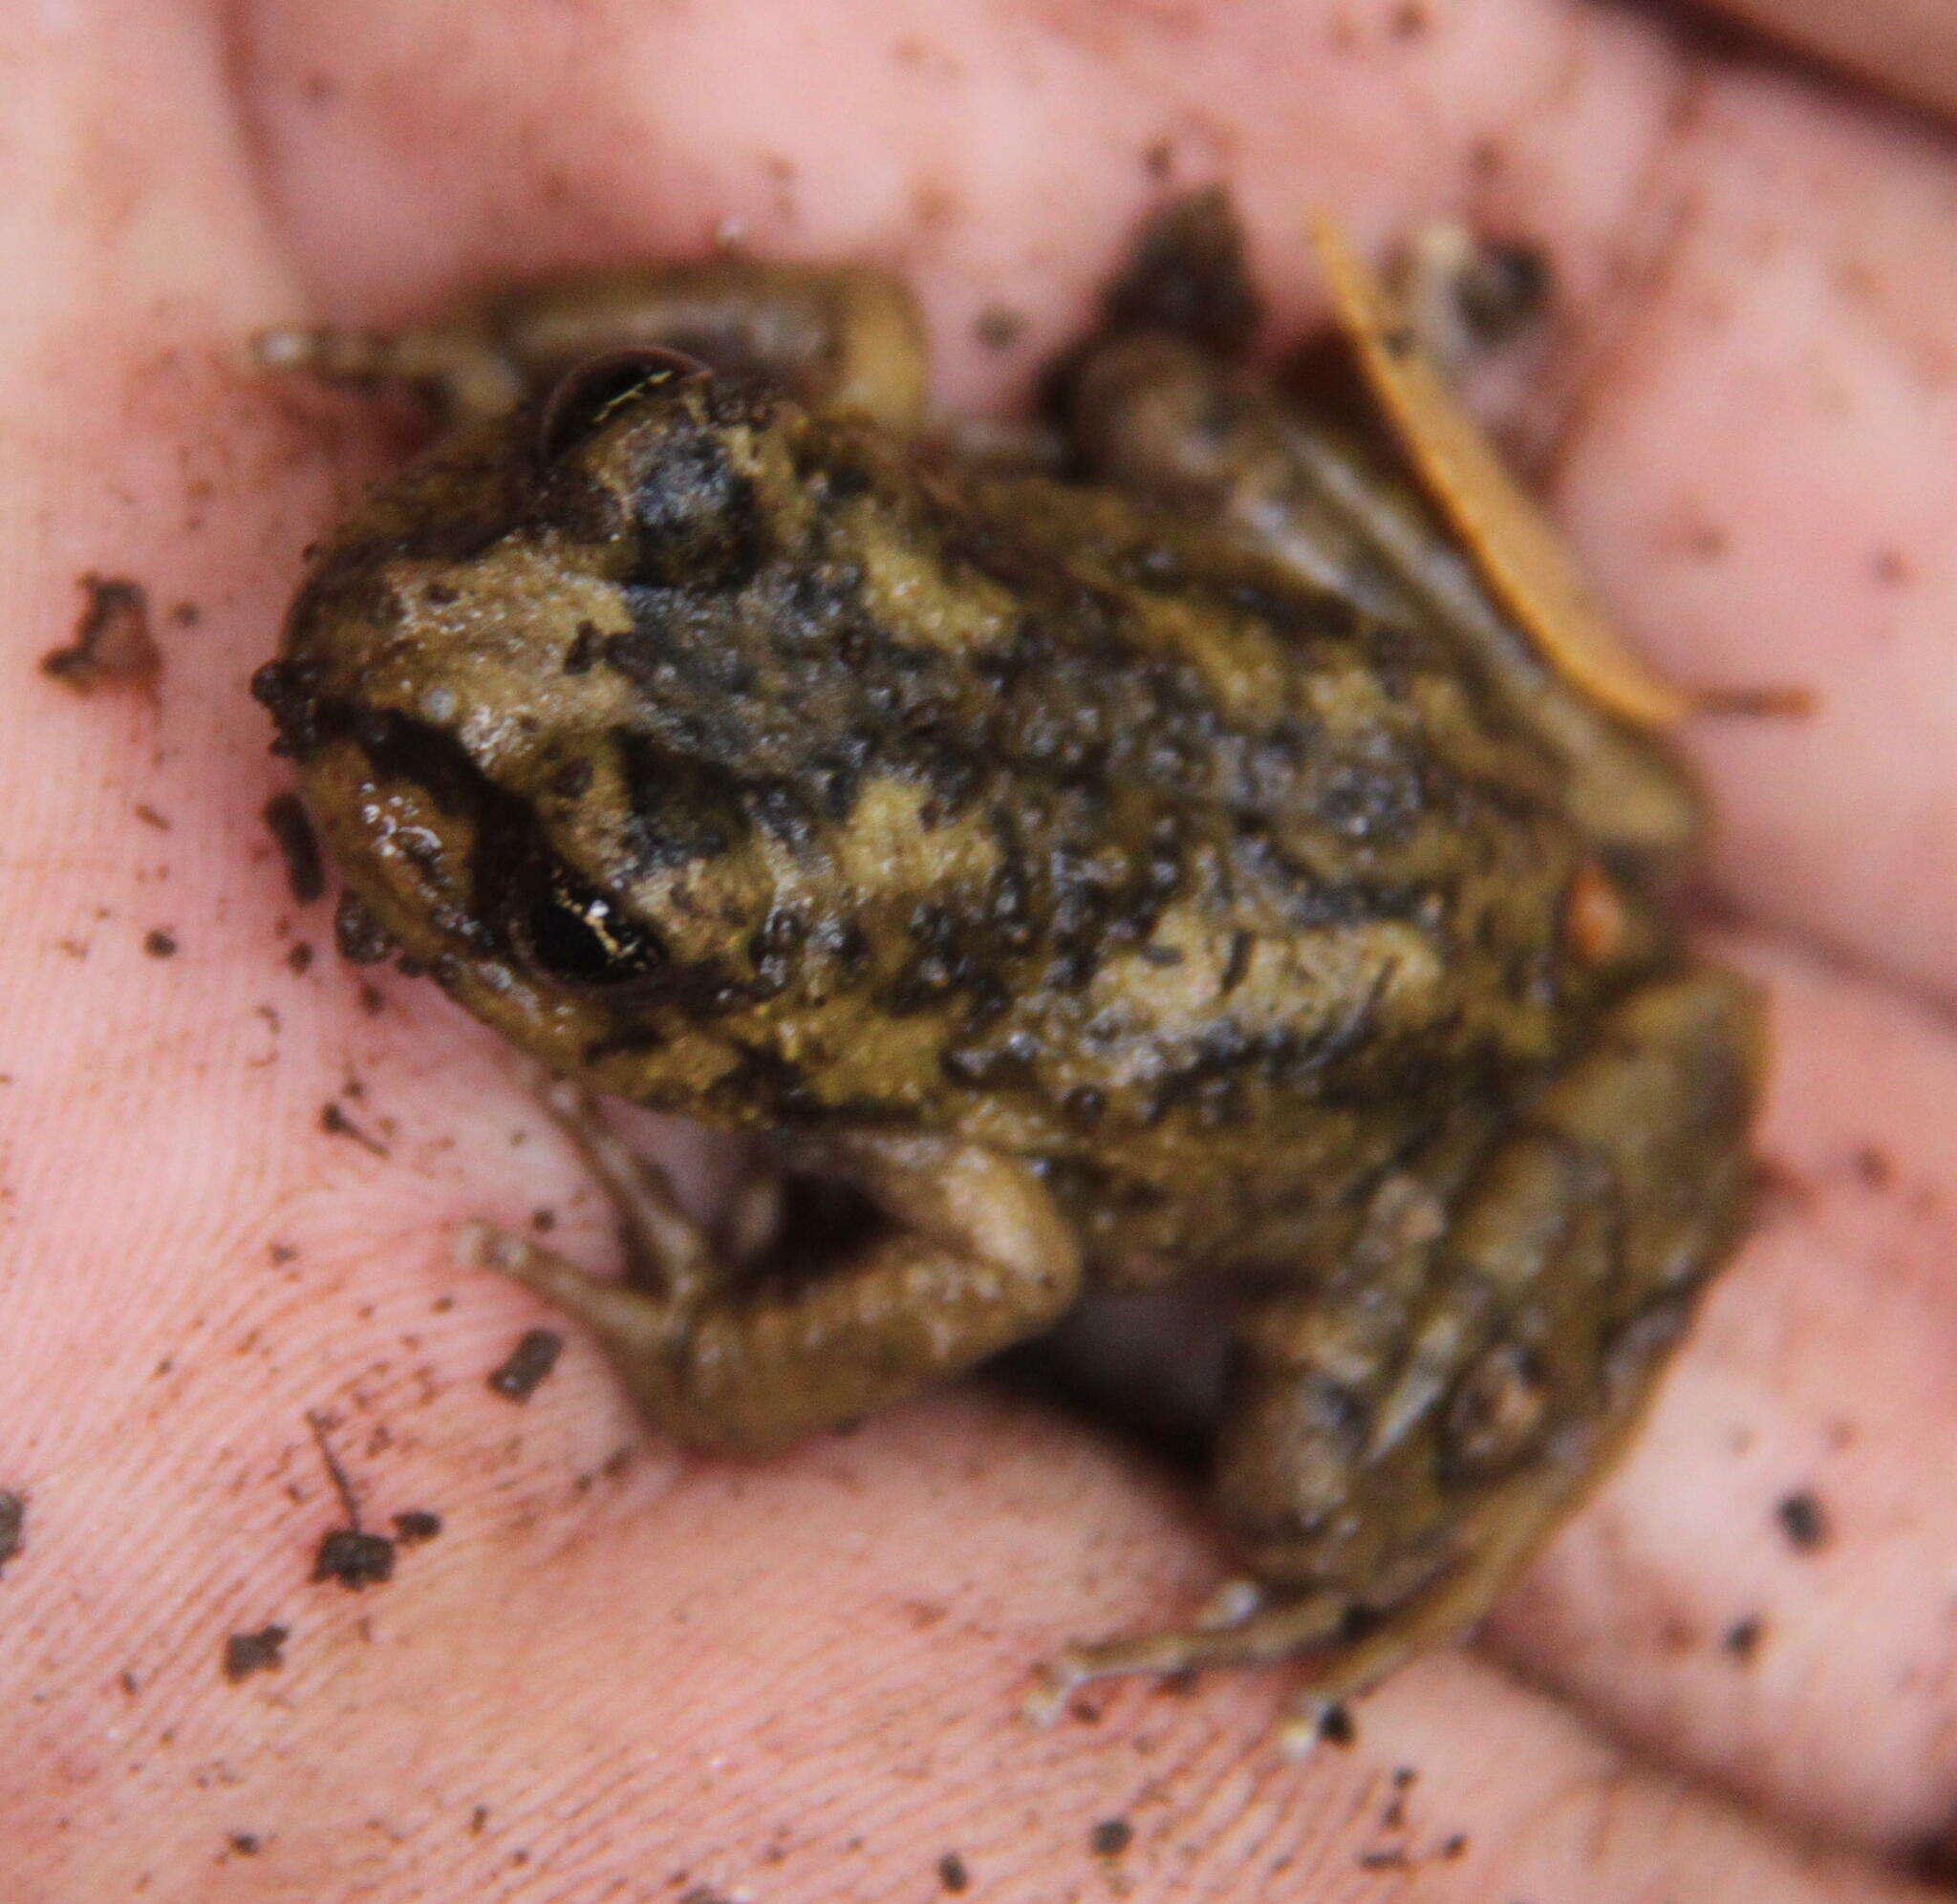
253, 193, 1762, 1744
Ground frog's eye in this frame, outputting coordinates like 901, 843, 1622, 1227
515, 856, 667, 985
537, 349, 707, 462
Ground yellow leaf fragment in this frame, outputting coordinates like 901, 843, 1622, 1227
1310, 216, 1693, 730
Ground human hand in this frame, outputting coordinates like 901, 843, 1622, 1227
8, 4, 1957, 1898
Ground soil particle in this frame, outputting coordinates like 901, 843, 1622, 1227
1089, 1818, 1132, 1857
392, 1509, 442, 1545
286, 942, 314, 974
1318, 1701, 1357, 1746
1724, 1615, 1765, 1660
312, 1527, 396, 1590
937, 1851, 970, 1893
0, 1490, 23, 1576
488, 1328, 564, 1402
42, 574, 161, 694
222, 1625, 288, 1682
320, 1099, 387, 1157
264, 792, 325, 905
1776, 1490, 1830, 1552
143, 929, 178, 958
974, 306, 1025, 352
226, 1832, 261, 1855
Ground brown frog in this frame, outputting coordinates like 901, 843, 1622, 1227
252, 194, 1761, 1745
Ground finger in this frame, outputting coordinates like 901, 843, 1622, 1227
1689, 0, 1957, 124
1488, 935, 1957, 1862
9, 1361, 1936, 1904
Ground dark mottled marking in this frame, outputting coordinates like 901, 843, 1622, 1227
143, 929, 178, 959
936, 1851, 970, 1893
334, 893, 398, 965
1089, 1818, 1132, 1857
0, 1491, 23, 1577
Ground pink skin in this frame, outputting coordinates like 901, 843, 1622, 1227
5, 2, 1957, 1897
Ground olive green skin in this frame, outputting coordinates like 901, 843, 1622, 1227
262, 363, 1659, 1275
253, 214, 1760, 1706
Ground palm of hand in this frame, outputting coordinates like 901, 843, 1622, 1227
8, 4, 1957, 1899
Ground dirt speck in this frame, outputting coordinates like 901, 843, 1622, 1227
1724, 1614, 1765, 1660
1318, 1701, 1356, 1746
320, 1100, 387, 1158
974, 306, 1025, 352
1850, 1144, 1893, 1190
392, 1509, 442, 1545
937, 1850, 970, 1892
226, 1832, 261, 1856
0, 1491, 24, 1576
264, 793, 326, 905
1438, 1832, 1468, 1859
143, 929, 178, 959
312, 1528, 396, 1590
42, 574, 161, 695
222, 1624, 288, 1682
286, 942, 314, 975
1143, 137, 1174, 179
1776, 1490, 1830, 1552
134, 803, 170, 830
1089, 1818, 1132, 1857
488, 1329, 564, 1402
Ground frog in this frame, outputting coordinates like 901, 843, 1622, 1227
251, 191, 1763, 1746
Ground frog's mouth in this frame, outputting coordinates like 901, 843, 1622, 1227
255, 661, 671, 994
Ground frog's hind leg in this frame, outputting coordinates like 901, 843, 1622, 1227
1061, 324, 1703, 873
1032, 967, 1765, 1741
463, 1102, 1082, 1455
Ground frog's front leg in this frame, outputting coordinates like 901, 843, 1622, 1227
1034, 968, 1763, 1744
465, 1093, 1081, 1454
256, 259, 926, 430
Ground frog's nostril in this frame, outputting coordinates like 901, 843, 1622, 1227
537, 348, 708, 462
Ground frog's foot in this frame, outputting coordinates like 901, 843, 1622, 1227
1023, 1577, 1345, 1725
253, 322, 526, 423
1031, 968, 1765, 1743
462, 1111, 1082, 1454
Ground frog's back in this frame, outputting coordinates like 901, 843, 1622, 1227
275, 380, 1612, 1272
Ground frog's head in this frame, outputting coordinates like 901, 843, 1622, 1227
251, 353, 864, 1097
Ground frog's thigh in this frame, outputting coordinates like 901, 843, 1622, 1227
1065, 332, 1701, 869
1037, 968, 1764, 1727
473, 1124, 1081, 1454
